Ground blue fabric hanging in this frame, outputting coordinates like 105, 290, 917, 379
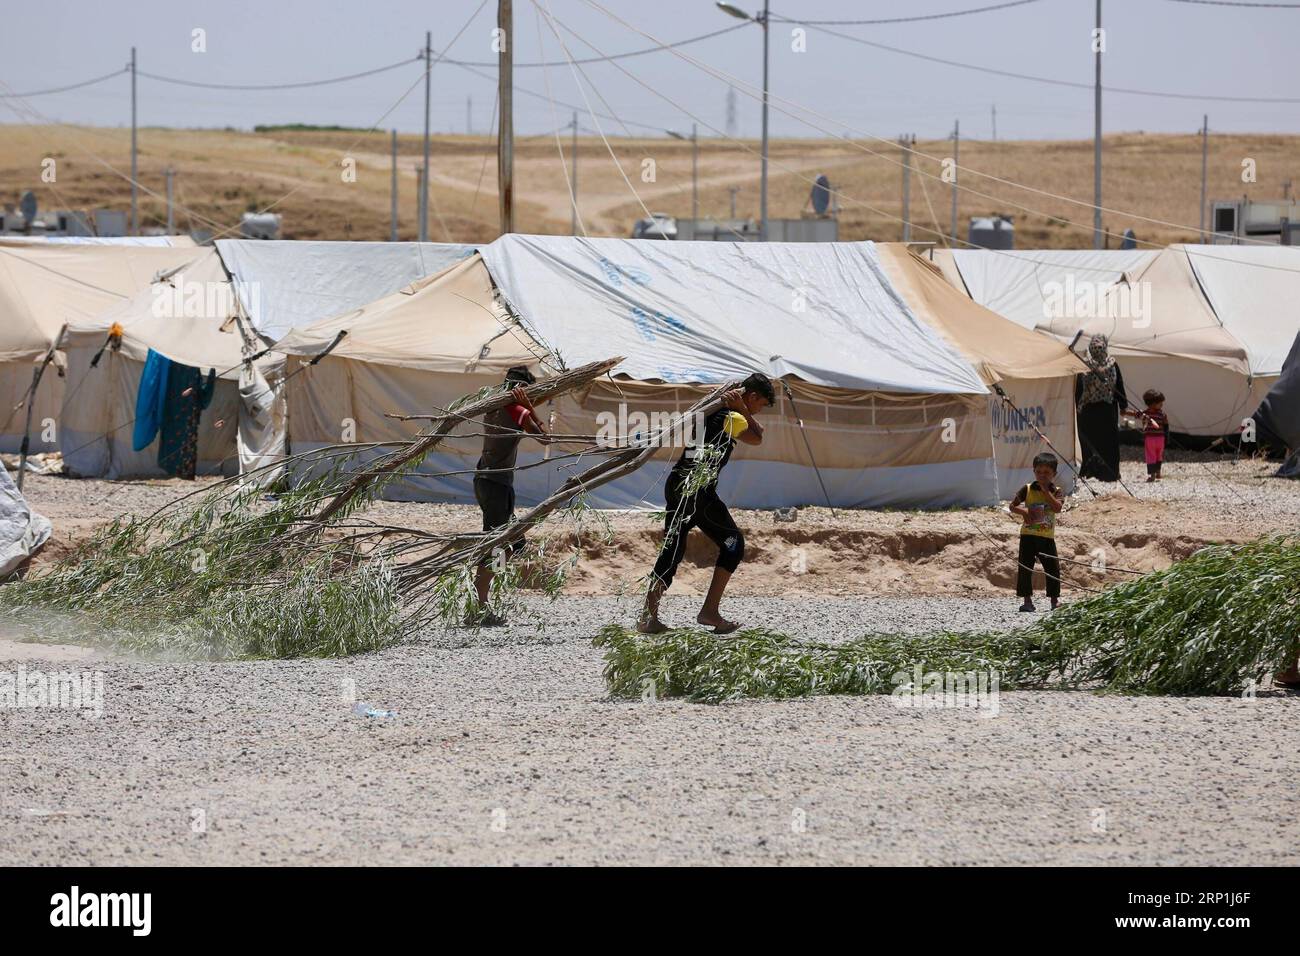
132, 349, 171, 452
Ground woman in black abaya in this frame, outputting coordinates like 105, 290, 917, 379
1075, 334, 1128, 482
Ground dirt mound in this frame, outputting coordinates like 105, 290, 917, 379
545, 523, 1230, 598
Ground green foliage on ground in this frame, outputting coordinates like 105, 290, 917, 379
597, 536, 1300, 701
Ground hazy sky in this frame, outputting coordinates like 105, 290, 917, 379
3, 0, 1297, 141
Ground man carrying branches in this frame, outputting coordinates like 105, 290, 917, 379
470, 365, 549, 626
639, 372, 774, 635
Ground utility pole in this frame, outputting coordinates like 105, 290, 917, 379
570, 111, 578, 236
467, 95, 472, 135
951, 119, 960, 245
130, 46, 138, 236
415, 165, 424, 235
1199, 115, 1208, 241
900, 134, 912, 243
1093, 0, 1103, 250
759, 0, 770, 241
992, 104, 997, 142
728, 185, 739, 219
420, 30, 432, 242
391, 128, 399, 241
498, 0, 515, 236
164, 167, 174, 235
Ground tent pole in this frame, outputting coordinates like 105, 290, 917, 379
17, 325, 67, 492
778, 380, 837, 518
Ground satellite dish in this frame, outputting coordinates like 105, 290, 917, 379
19, 191, 37, 223
810, 175, 831, 217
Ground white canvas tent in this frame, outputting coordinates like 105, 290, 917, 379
59, 249, 275, 479
874, 245, 1081, 495
216, 239, 475, 341
0, 241, 201, 454
1182, 244, 1300, 380
932, 245, 1300, 435
278, 237, 1081, 508
215, 239, 477, 478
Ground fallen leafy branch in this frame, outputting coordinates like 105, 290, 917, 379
5, 356, 733, 659
596, 536, 1300, 701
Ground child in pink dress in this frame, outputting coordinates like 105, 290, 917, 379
1141, 389, 1168, 482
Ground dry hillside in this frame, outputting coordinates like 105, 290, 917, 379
1, 124, 1296, 247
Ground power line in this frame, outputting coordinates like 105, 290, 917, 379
534, 5, 587, 237
441, 55, 669, 133
770, 0, 1045, 25
796, 19, 1300, 103
531, 0, 750, 243
0, 67, 127, 98
442, 22, 747, 67
1165, 0, 1300, 7
224, 4, 491, 243
568, 0, 1300, 273
532, 0, 658, 231
577, 0, 1295, 253
3, 24, 745, 103
138, 56, 422, 91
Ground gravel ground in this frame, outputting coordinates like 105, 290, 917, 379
4, 595, 1298, 867
5, 448, 1298, 865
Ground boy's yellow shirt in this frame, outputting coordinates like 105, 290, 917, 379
722, 411, 748, 440
1016, 482, 1059, 538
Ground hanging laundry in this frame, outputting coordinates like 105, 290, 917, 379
132, 349, 170, 453
132, 349, 216, 480
159, 364, 216, 479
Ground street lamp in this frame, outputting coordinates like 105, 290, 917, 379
716, 1, 770, 241
667, 125, 699, 224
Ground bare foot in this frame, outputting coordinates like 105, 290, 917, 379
697, 614, 740, 635
638, 616, 670, 634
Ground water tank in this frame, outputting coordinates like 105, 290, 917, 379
241, 212, 282, 240
968, 215, 1014, 250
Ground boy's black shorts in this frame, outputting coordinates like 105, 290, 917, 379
1016, 534, 1061, 599
474, 476, 523, 563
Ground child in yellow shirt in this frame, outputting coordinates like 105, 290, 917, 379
1008, 453, 1065, 612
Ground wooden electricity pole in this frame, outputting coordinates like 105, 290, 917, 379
498, 0, 514, 236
